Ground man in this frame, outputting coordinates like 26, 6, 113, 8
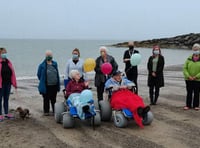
123, 41, 139, 94
105, 70, 150, 128
94, 46, 118, 102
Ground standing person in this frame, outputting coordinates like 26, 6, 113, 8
147, 45, 165, 105
183, 43, 200, 110
64, 48, 84, 87
37, 50, 60, 116
94, 46, 118, 102
123, 41, 139, 94
0, 48, 17, 122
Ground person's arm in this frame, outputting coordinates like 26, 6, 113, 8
65, 60, 70, 79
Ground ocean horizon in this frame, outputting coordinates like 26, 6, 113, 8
0, 39, 192, 80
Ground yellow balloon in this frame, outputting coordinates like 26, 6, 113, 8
83, 58, 96, 72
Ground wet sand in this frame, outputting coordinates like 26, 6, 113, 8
1, 64, 200, 148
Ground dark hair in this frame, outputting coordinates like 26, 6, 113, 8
72, 48, 80, 57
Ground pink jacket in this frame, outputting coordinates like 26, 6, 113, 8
0, 58, 17, 88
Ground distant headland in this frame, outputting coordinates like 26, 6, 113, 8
111, 33, 200, 49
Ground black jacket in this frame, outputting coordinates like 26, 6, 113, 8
147, 55, 165, 87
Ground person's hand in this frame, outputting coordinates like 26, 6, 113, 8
120, 85, 127, 89
192, 76, 197, 80
188, 76, 194, 80
84, 81, 90, 87
152, 72, 156, 77
124, 58, 130, 62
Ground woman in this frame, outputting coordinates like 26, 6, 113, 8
65, 70, 93, 120
64, 48, 84, 87
0, 48, 17, 122
94, 46, 118, 102
65, 70, 89, 98
147, 45, 165, 105
183, 43, 200, 110
37, 50, 60, 116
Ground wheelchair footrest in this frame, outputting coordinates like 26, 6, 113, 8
122, 109, 133, 118
69, 106, 78, 117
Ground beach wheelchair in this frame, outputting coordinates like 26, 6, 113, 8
54, 89, 101, 129
99, 85, 153, 128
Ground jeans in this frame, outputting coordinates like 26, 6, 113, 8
0, 84, 11, 115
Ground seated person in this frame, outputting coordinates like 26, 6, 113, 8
65, 70, 94, 119
105, 70, 150, 128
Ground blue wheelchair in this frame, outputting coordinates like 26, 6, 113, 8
54, 89, 101, 129
99, 86, 153, 128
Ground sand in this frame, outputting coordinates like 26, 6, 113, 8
1, 65, 200, 148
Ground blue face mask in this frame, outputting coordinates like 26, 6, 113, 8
72, 54, 79, 60
153, 50, 159, 55
1, 53, 7, 59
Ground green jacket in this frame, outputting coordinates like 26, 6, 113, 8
183, 55, 200, 81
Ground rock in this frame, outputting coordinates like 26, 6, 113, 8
111, 33, 200, 49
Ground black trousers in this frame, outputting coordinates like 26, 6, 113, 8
97, 82, 105, 102
42, 85, 57, 113
185, 80, 200, 108
149, 85, 160, 104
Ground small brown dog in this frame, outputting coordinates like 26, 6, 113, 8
16, 107, 30, 120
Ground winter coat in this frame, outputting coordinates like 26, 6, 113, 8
183, 55, 200, 81
0, 58, 17, 88
147, 55, 165, 87
37, 60, 60, 94
65, 79, 88, 98
94, 55, 118, 87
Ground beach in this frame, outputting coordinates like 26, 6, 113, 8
1, 64, 200, 148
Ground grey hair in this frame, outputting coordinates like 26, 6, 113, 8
192, 43, 200, 51
99, 46, 109, 53
45, 50, 53, 56
70, 70, 80, 79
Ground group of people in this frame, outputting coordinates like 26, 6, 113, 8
1, 41, 199, 123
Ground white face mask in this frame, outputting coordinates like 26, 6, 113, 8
193, 50, 200, 55
153, 50, 159, 55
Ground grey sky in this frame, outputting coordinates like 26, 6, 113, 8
0, 0, 199, 40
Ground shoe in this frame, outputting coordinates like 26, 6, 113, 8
4, 113, 14, 119
143, 106, 151, 114
183, 106, 189, 110
82, 105, 90, 113
137, 107, 143, 117
0, 115, 4, 122
194, 107, 200, 111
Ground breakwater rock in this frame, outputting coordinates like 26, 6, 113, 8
112, 33, 200, 49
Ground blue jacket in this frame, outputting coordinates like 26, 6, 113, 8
37, 60, 60, 94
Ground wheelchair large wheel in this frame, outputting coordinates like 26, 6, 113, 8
54, 102, 65, 123
94, 99, 100, 110
99, 100, 112, 121
63, 112, 75, 128
114, 112, 128, 128
142, 111, 154, 125
92, 111, 101, 126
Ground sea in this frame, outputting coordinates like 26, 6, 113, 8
0, 39, 192, 80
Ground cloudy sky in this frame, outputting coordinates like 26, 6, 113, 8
0, 0, 199, 40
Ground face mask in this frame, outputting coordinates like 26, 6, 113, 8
193, 50, 200, 55
46, 56, 52, 61
129, 46, 134, 51
72, 54, 79, 60
1, 53, 7, 59
153, 50, 160, 55
193, 56, 199, 62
